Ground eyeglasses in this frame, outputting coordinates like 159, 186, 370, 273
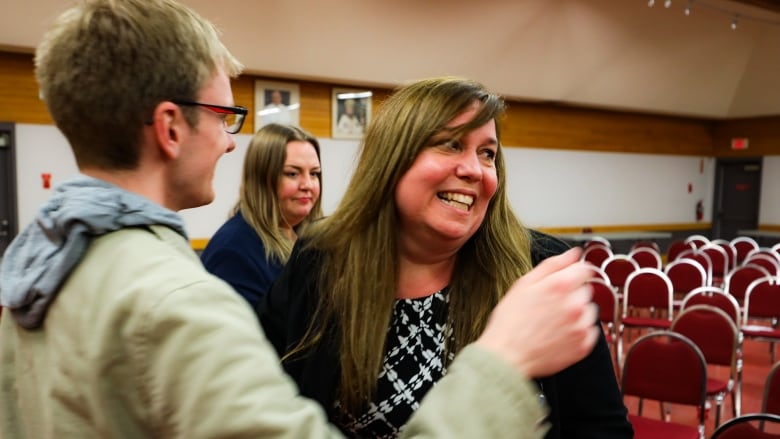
173, 100, 248, 134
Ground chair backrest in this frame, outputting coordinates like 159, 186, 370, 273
667, 239, 695, 263
701, 243, 730, 281
725, 263, 773, 304
731, 236, 760, 265
678, 249, 714, 286
773, 243, 780, 257
584, 236, 611, 249
711, 413, 780, 439
621, 331, 707, 422
763, 360, 780, 415
712, 238, 738, 271
631, 241, 661, 253
745, 253, 780, 277
680, 286, 741, 325
628, 247, 663, 270
583, 264, 611, 284
622, 267, 674, 319
600, 254, 639, 290
744, 276, 780, 323
685, 234, 710, 249
581, 245, 613, 268
664, 258, 708, 297
589, 278, 619, 328
671, 305, 739, 368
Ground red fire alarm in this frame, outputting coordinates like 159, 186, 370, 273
731, 137, 749, 150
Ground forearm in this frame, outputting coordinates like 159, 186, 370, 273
402, 345, 549, 439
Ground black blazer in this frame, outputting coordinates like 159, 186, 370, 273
257, 230, 633, 438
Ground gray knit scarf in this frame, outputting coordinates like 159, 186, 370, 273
0, 174, 186, 329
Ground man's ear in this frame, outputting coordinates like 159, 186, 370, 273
150, 101, 187, 159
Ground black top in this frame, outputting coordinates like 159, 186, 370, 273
257, 230, 633, 438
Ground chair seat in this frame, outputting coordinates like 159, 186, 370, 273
622, 316, 672, 329
629, 414, 700, 439
741, 325, 780, 339
706, 377, 730, 395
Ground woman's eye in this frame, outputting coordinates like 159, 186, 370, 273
443, 140, 461, 150
284, 172, 298, 178
481, 149, 496, 161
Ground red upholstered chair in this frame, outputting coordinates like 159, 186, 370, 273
678, 249, 714, 287
581, 244, 613, 269
680, 286, 741, 327
619, 268, 674, 361
742, 276, 780, 363
711, 239, 738, 272
685, 234, 710, 249
745, 253, 780, 277
711, 413, 780, 439
632, 241, 661, 253
589, 277, 620, 373
601, 254, 640, 295
671, 305, 742, 427
584, 264, 611, 284
621, 331, 707, 439
701, 244, 730, 287
725, 263, 773, 305
667, 239, 696, 264
629, 247, 663, 270
584, 235, 611, 249
731, 236, 760, 265
763, 360, 780, 416
665, 258, 707, 308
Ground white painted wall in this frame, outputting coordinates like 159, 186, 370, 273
13, 123, 774, 239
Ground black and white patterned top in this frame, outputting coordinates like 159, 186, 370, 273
336, 289, 454, 438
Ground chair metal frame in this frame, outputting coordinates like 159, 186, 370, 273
581, 244, 614, 269
629, 246, 663, 270
671, 305, 742, 426
619, 267, 674, 362
710, 413, 780, 439
730, 236, 760, 266
621, 331, 707, 439
762, 360, 780, 416
742, 276, 780, 363
725, 263, 773, 305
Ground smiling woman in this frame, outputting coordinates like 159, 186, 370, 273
257, 76, 634, 439
201, 123, 323, 309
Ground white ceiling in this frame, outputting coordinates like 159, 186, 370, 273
2, 0, 780, 119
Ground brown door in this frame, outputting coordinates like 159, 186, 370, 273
712, 157, 762, 240
0, 122, 18, 257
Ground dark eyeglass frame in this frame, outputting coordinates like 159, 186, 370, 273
172, 100, 248, 134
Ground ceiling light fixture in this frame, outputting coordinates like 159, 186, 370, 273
731, 15, 739, 30
648, 0, 655, 7
664, 0, 672, 8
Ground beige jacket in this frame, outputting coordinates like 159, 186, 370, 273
0, 225, 547, 438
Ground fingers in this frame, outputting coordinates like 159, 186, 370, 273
516, 247, 582, 285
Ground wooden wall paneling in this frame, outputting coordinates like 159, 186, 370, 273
500, 102, 714, 155
0, 52, 52, 125
232, 75, 254, 135
712, 116, 780, 157
0, 50, 775, 157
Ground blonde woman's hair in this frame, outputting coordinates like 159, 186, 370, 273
236, 123, 323, 263
292, 77, 533, 412
35, 0, 243, 170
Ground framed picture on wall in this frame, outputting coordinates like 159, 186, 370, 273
331, 88, 372, 139
254, 80, 300, 132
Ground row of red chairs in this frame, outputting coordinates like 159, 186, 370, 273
624, 327, 780, 438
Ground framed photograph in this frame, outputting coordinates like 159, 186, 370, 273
331, 88, 372, 139
254, 80, 300, 132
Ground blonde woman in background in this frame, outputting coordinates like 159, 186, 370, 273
202, 123, 323, 308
